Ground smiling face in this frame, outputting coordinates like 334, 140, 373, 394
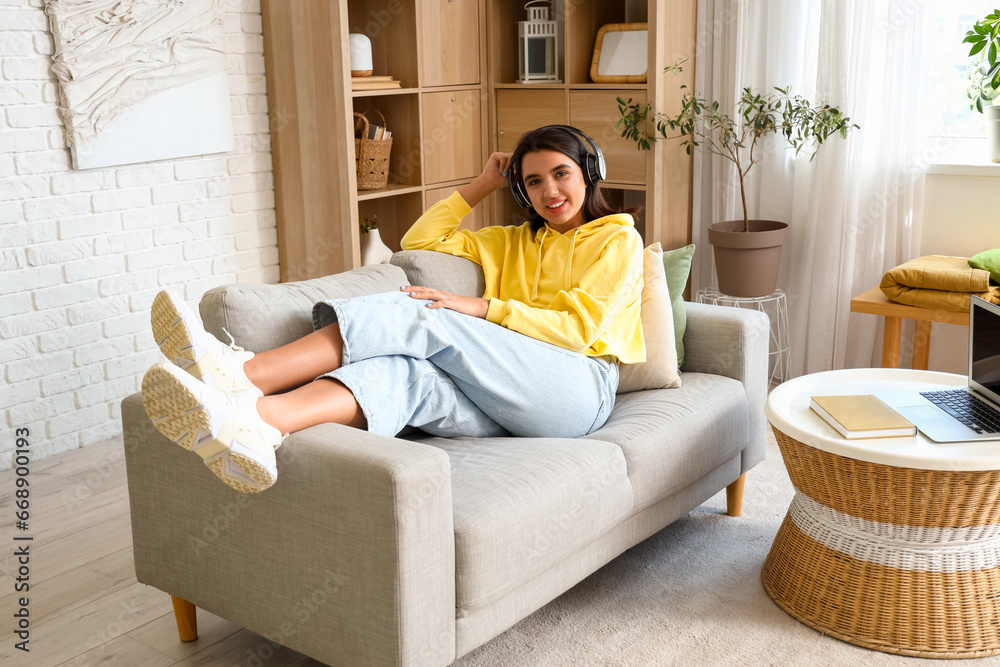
519, 149, 588, 234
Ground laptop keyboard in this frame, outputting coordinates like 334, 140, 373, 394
921, 389, 1000, 434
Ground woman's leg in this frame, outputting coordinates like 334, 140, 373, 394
328, 292, 619, 437
146, 290, 365, 493
322, 355, 508, 438
152, 289, 347, 396
244, 325, 345, 395
256, 377, 366, 433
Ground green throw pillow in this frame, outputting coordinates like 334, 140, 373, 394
969, 249, 1000, 284
661, 244, 695, 368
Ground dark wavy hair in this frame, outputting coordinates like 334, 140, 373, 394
509, 126, 635, 231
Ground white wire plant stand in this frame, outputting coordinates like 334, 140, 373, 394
696, 288, 790, 386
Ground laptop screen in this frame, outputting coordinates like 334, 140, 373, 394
970, 296, 1000, 403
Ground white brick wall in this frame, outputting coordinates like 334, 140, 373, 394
0, 0, 279, 469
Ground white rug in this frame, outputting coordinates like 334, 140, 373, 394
454, 431, 1000, 667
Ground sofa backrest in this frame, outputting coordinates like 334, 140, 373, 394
391, 250, 485, 298
199, 251, 482, 352
200, 263, 406, 352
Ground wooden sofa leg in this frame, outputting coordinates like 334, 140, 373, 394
171, 595, 198, 641
726, 474, 746, 517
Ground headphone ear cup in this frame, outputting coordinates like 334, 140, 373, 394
584, 150, 606, 185
592, 151, 606, 183
508, 168, 532, 209
584, 155, 599, 186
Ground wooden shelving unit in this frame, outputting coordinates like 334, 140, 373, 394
261, 0, 489, 281
261, 0, 696, 282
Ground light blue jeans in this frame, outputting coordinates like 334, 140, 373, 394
312, 291, 618, 438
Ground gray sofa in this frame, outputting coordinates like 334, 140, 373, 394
121, 250, 769, 667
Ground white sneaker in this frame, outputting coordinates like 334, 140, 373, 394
151, 289, 261, 396
142, 361, 285, 493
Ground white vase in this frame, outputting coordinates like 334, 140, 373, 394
986, 105, 1000, 164
361, 228, 393, 266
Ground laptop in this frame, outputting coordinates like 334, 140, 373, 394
877, 296, 1000, 442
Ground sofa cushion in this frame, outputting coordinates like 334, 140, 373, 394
662, 243, 695, 366
617, 243, 682, 393
584, 372, 748, 510
391, 250, 485, 298
199, 263, 406, 352
413, 435, 633, 615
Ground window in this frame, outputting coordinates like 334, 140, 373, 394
923, 1, 997, 138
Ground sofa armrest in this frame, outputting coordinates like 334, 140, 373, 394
122, 393, 456, 667
681, 302, 770, 472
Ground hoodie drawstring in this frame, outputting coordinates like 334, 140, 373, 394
531, 227, 549, 301
565, 229, 579, 287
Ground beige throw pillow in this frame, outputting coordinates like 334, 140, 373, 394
617, 243, 682, 393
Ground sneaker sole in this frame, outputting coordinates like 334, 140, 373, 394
152, 290, 198, 368
151, 291, 253, 394
141, 364, 275, 494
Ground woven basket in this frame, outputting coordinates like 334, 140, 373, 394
354, 110, 392, 190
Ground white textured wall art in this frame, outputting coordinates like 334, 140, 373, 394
45, 0, 235, 170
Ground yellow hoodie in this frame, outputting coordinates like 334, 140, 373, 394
400, 192, 645, 363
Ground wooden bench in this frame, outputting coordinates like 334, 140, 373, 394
849, 287, 970, 370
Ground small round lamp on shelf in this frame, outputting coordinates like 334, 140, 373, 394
349, 33, 373, 77
518, 1, 560, 84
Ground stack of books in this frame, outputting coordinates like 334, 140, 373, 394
351, 75, 402, 91
366, 123, 391, 140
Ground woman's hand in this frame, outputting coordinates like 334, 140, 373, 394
402, 286, 489, 319
457, 152, 512, 208
480, 152, 512, 190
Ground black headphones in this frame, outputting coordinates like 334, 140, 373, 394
508, 125, 607, 210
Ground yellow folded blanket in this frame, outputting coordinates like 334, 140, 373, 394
880, 255, 1000, 312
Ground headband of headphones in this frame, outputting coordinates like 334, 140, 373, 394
508, 125, 607, 210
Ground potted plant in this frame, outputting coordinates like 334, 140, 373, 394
965, 9, 1000, 163
617, 60, 858, 297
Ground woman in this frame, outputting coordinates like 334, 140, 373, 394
141, 125, 645, 493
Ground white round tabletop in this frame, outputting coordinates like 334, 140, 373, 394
765, 368, 1000, 471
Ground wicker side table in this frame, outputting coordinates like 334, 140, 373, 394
764, 369, 1000, 659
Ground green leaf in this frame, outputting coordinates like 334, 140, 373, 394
971, 40, 988, 57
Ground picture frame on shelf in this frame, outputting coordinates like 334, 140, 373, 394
590, 23, 648, 84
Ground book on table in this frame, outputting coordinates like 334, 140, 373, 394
809, 394, 917, 439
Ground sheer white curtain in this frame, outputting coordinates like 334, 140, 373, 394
691, 0, 927, 376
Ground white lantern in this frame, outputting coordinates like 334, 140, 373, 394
518, 1, 560, 84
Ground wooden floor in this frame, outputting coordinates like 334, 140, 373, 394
0, 438, 325, 667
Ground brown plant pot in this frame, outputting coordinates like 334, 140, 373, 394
708, 220, 789, 297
